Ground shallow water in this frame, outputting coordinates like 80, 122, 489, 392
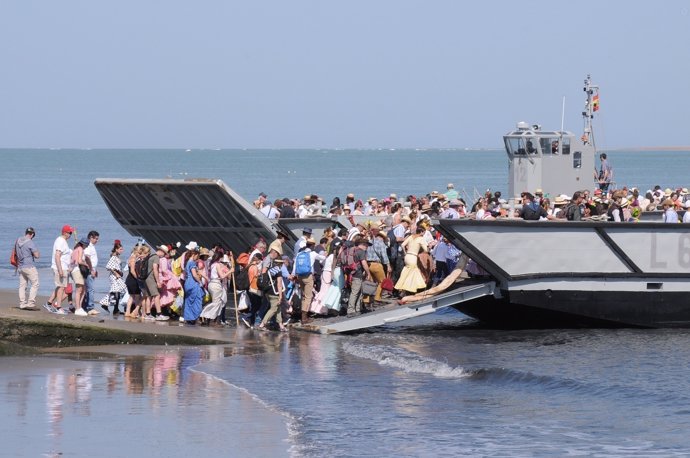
190, 321, 690, 456
0, 347, 291, 457
3, 315, 690, 456
3, 147, 690, 455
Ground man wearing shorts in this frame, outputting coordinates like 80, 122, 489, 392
140, 246, 168, 321
45, 225, 74, 314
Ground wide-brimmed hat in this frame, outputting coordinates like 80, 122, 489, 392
185, 241, 198, 251
157, 245, 169, 254
221, 254, 231, 264
302, 227, 313, 234
79, 237, 90, 247
401, 216, 412, 224
199, 247, 210, 257
449, 199, 462, 207
270, 241, 284, 256
268, 239, 283, 255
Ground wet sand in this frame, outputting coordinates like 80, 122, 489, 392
0, 289, 292, 457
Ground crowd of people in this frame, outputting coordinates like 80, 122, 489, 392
12, 180, 690, 327
253, 181, 690, 224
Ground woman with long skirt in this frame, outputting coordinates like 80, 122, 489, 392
311, 240, 342, 315
200, 252, 232, 324
394, 226, 429, 295
183, 249, 204, 324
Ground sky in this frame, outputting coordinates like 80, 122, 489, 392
1, 1, 689, 149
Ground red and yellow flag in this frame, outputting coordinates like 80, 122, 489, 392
592, 94, 600, 112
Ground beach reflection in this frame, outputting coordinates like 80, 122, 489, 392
1, 346, 271, 457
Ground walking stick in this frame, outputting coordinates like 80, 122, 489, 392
231, 254, 240, 327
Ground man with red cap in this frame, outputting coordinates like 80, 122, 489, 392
45, 225, 74, 314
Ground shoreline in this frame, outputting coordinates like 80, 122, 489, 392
0, 287, 295, 457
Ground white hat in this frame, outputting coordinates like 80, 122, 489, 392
156, 245, 169, 254
221, 254, 231, 263
185, 241, 198, 250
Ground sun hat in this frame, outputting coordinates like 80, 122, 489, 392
157, 245, 169, 254
302, 227, 313, 234
185, 241, 198, 250
270, 242, 284, 255
401, 216, 412, 224
79, 237, 90, 246
306, 237, 316, 245
199, 247, 210, 257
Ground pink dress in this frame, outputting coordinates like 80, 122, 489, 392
159, 257, 182, 307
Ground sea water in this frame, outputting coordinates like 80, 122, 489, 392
3, 148, 690, 456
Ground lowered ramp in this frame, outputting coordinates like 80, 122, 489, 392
316, 281, 496, 334
95, 178, 278, 254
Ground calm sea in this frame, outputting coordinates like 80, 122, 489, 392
3, 148, 690, 456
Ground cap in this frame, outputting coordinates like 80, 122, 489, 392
62, 225, 75, 234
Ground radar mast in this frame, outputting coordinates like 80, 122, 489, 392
581, 75, 599, 148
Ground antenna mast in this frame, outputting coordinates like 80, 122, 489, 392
581, 74, 599, 148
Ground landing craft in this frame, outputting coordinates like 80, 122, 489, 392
95, 76, 690, 331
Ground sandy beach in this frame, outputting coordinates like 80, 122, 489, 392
0, 288, 293, 457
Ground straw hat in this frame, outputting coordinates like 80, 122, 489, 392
269, 241, 284, 255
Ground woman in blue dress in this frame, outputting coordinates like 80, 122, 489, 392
183, 249, 204, 323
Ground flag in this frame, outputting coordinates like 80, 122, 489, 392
592, 94, 600, 112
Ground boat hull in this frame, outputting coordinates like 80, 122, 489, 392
453, 287, 690, 329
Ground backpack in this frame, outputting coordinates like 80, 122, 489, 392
10, 240, 18, 268
258, 270, 275, 294
295, 251, 312, 276
234, 266, 250, 291
387, 228, 399, 260
342, 246, 358, 274
135, 254, 151, 279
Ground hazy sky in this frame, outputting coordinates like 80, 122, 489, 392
1, 1, 688, 149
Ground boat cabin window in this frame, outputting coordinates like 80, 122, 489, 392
505, 137, 538, 156
573, 151, 582, 168
562, 138, 570, 155
540, 137, 561, 154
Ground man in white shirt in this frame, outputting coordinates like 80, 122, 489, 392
83, 230, 100, 312
45, 225, 74, 314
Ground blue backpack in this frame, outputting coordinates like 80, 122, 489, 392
295, 251, 312, 276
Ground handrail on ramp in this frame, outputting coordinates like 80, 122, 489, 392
320, 281, 496, 334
